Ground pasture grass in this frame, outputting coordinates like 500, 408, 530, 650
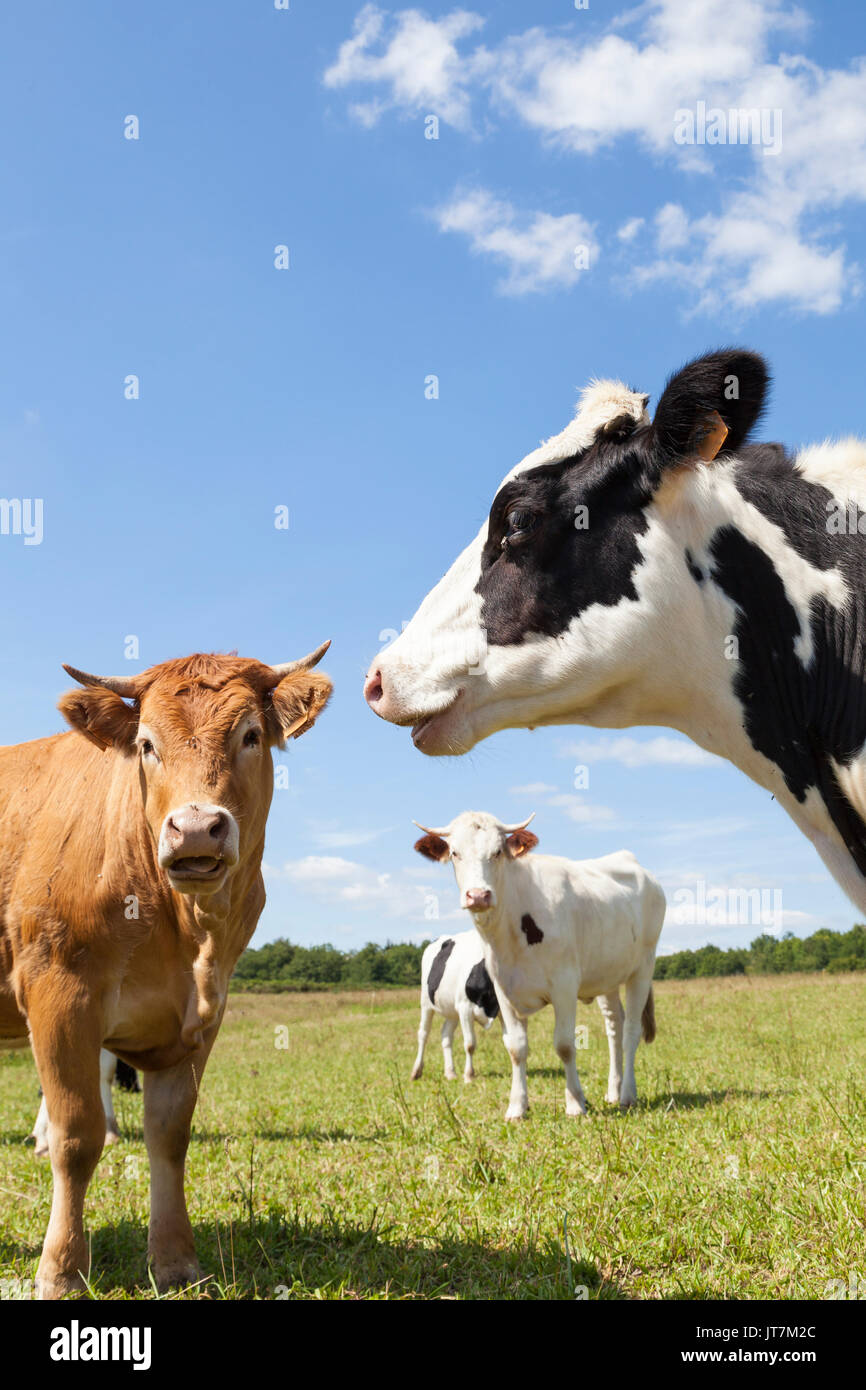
1, 972, 864, 1300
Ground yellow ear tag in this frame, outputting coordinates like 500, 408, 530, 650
694, 410, 729, 461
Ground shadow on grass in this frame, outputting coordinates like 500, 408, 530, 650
643, 1087, 780, 1111
1, 1215, 624, 1301
82, 1212, 621, 1301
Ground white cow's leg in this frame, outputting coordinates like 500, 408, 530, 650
457, 1003, 477, 1082
411, 1002, 434, 1080
441, 1017, 458, 1080
551, 987, 586, 1118
621, 968, 653, 1108
498, 993, 529, 1120
596, 992, 624, 1104
100, 1049, 120, 1144
31, 1094, 50, 1157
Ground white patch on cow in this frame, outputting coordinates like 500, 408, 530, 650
501, 379, 650, 485
794, 438, 866, 509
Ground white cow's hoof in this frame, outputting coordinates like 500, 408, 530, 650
619, 1095, 637, 1111
104, 1128, 121, 1146
504, 1110, 529, 1122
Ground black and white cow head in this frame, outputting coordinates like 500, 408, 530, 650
364, 349, 768, 755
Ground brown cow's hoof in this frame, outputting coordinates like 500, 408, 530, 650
36, 1270, 88, 1301
150, 1257, 203, 1293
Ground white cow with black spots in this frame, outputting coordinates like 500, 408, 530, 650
414, 812, 665, 1121
412, 930, 500, 1083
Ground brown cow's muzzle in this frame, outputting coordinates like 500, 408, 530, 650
158, 803, 240, 894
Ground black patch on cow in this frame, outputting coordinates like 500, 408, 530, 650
521, 913, 544, 945
475, 349, 769, 647
477, 444, 656, 645
684, 548, 704, 583
427, 938, 455, 1003
465, 960, 499, 1019
707, 450, 866, 873
115, 1059, 140, 1092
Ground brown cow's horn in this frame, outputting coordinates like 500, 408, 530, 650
412, 819, 451, 838
267, 640, 331, 682
63, 665, 140, 697
501, 813, 536, 833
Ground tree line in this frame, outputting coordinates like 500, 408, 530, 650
230, 925, 866, 992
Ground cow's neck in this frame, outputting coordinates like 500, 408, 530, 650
648, 458, 866, 892
173, 850, 266, 1048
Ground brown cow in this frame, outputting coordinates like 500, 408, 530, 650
0, 644, 332, 1299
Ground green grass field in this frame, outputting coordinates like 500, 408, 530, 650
1, 972, 865, 1300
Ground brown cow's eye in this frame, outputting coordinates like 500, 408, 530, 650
141, 740, 154, 757
243, 729, 260, 748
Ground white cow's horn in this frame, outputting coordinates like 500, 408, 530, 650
413, 819, 450, 838
267, 640, 331, 681
63, 666, 140, 697
501, 813, 536, 833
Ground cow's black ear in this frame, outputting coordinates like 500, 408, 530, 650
652, 349, 769, 464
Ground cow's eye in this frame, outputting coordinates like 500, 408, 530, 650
451, 851, 460, 861
502, 508, 537, 546
140, 740, 155, 758
243, 728, 261, 748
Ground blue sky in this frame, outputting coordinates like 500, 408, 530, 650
1, 0, 865, 953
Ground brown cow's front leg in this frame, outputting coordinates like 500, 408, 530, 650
143, 1030, 216, 1292
29, 994, 105, 1300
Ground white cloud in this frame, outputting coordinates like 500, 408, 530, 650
432, 188, 598, 295
307, 821, 390, 850
545, 793, 617, 825
616, 216, 645, 243
508, 781, 559, 796
562, 734, 721, 769
264, 853, 454, 920
323, 3, 487, 129
326, 0, 866, 313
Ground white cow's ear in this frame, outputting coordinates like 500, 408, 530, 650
413, 833, 450, 862
506, 829, 538, 858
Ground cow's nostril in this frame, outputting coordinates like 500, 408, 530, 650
364, 669, 384, 705
209, 813, 227, 841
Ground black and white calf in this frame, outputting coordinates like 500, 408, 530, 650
412, 931, 500, 1083
366, 350, 866, 915
30, 1050, 139, 1156
414, 812, 665, 1120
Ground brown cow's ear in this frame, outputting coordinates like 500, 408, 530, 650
58, 687, 138, 753
506, 829, 538, 858
414, 834, 450, 862
267, 672, 332, 745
